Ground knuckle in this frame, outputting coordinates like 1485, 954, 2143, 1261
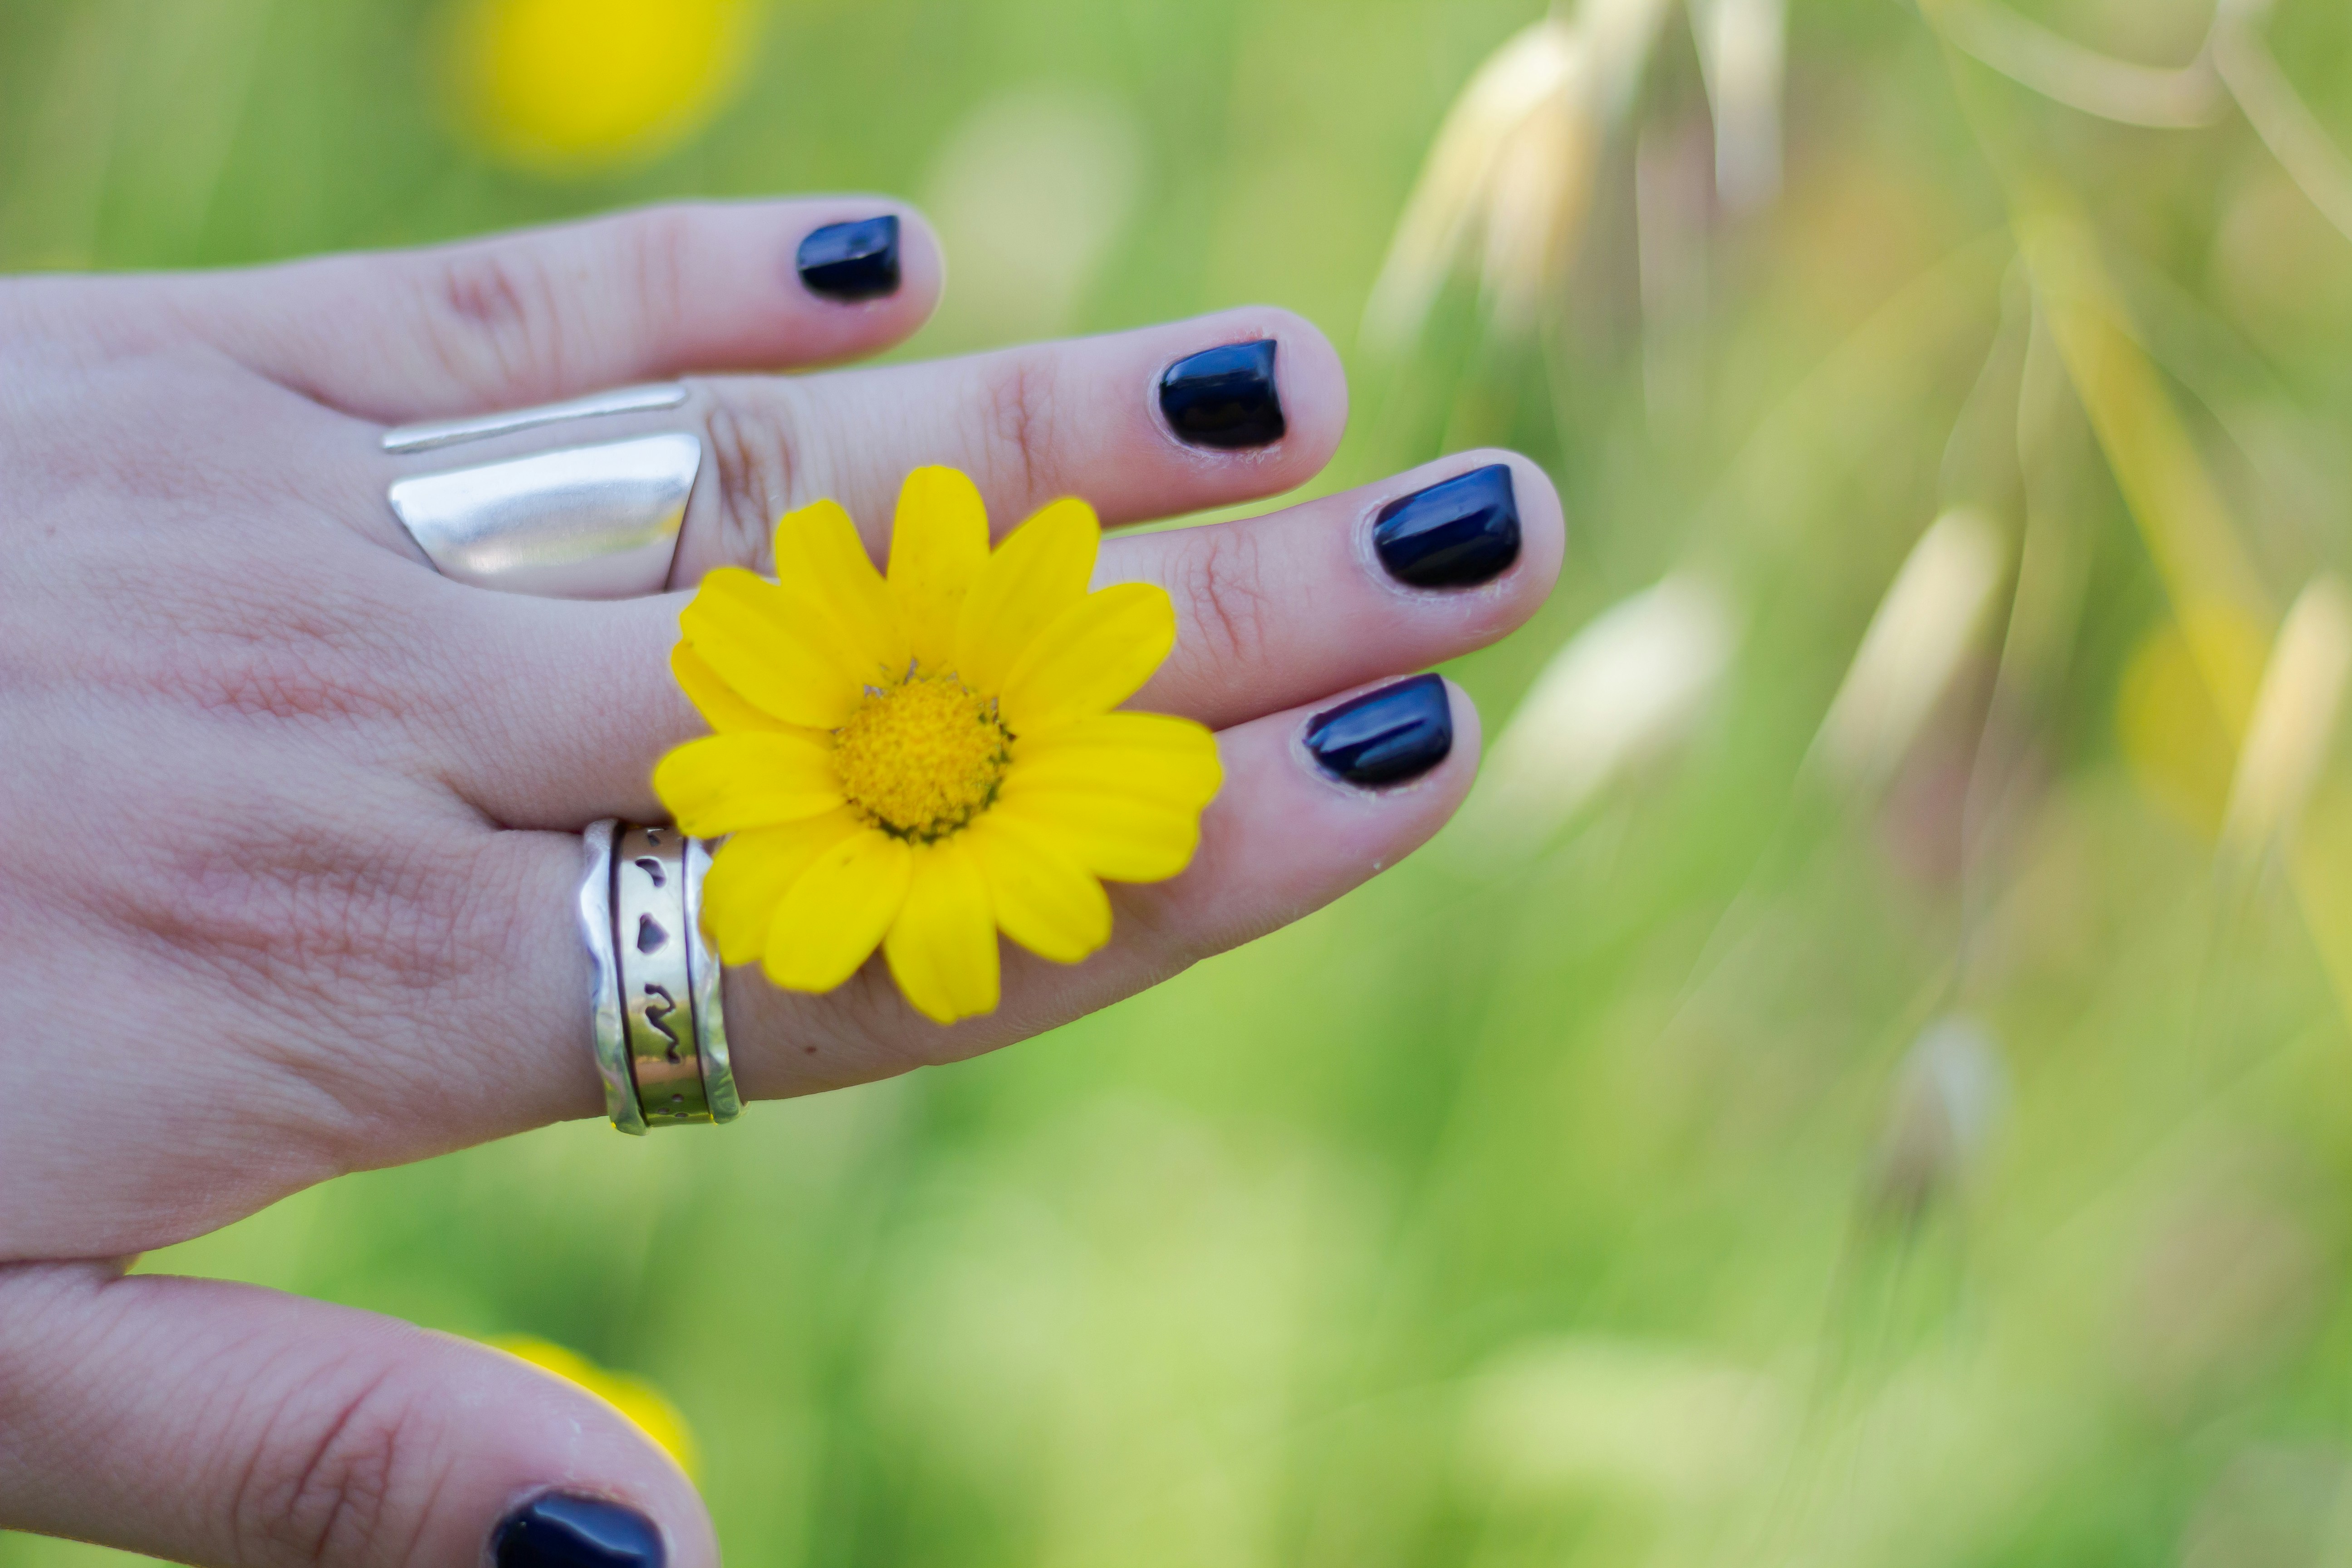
978, 346, 1058, 504
620, 208, 696, 343
235, 1364, 433, 1568
700, 382, 805, 571
421, 245, 568, 401
1171, 524, 1270, 680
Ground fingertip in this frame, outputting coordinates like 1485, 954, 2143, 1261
788, 198, 944, 320
764, 197, 942, 361
1465, 448, 1567, 600
1250, 304, 1350, 474
1444, 675, 1487, 780
429, 1328, 721, 1568
1287, 671, 1479, 816
1148, 305, 1348, 485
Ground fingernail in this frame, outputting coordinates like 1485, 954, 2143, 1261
1304, 674, 1454, 788
797, 215, 901, 301
495, 1494, 664, 1568
1373, 463, 1522, 589
1158, 339, 1286, 449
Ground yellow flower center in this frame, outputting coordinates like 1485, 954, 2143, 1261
833, 672, 1014, 842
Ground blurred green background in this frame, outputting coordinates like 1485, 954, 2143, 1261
10, 0, 2352, 1563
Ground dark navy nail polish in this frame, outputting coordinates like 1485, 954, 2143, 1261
1158, 339, 1286, 449
1304, 674, 1454, 788
797, 216, 901, 301
495, 1494, 664, 1568
1373, 464, 1522, 589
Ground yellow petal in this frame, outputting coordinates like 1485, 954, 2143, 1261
888, 467, 992, 672
998, 583, 1178, 733
671, 642, 785, 734
764, 828, 912, 991
680, 568, 863, 729
652, 731, 842, 837
701, 808, 862, 965
964, 813, 1112, 963
991, 788, 1205, 883
771, 497, 908, 681
882, 838, 1002, 1023
953, 496, 1101, 692
1012, 712, 1223, 807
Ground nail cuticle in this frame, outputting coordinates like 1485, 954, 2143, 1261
493, 1492, 665, 1568
1303, 673, 1455, 790
1371, 463, 1522, 591
797, 215, 901, 302
1156, 339, 1286, 451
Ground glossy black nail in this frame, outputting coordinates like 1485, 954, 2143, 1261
495, 1494, 664, 1568
797, 216, 901, 301
1158, 339, 1285, 449
1373, 463, 1522, 589
1304, 674, 1454, 788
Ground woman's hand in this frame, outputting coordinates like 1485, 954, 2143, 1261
0, 199, 1559, 1568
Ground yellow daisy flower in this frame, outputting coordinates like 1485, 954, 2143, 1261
653, 467, 1223, 1024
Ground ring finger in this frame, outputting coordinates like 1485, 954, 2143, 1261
434, 449, 1561, 828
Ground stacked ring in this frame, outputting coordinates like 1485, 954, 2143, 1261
579, 821, 741, 1134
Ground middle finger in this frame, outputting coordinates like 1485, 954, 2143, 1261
362, 306, 1350, 582
673, 306, 1350, 577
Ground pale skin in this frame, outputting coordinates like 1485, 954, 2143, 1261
0, 198, 1563, 1566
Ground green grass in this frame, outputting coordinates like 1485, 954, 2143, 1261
8, 0, 2352, 1563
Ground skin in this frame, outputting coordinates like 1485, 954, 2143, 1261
0, 197, 1563, 1567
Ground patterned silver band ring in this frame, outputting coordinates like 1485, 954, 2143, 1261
580, 819, 740, 1134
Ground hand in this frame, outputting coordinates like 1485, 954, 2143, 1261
0, 199, 1559, 1567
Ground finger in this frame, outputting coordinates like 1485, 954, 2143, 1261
1115, 451, 1557, 726
0, 1261, 711, 1568
435, 451, 1551, 828
666, 306, 1349, 577
481, 676, 1478, 1116
169, 199, 943, 421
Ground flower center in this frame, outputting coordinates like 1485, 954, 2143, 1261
833, 671, 1014, 842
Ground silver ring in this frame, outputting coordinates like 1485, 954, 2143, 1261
386, 382, 703, 598
580, 819, 741, 1134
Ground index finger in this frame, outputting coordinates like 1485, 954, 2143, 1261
165, 198, 946, 422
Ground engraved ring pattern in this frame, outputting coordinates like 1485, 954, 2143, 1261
582, 819, 741, 1134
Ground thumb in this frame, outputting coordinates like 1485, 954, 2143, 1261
0, 1261, 713, 1568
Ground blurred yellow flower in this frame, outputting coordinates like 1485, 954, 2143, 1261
2117, 610, 2268, 837
489, 1335, 700, 1479
653, 467, 1220, 1024
444, 0, 757, 172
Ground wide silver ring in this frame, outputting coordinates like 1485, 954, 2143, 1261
580, 819, 741, 1134
385, 383, 703, 599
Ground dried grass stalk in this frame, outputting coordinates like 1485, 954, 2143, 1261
1362, 19, 1596, 348
1457, 574, 1735, 863
1364, 0, 1678, 350
1691, 0, 1787, 211
1813, 509, 2008, 795
2222, 576, 2352, 866
2210, 2, 2352, 246
1927, 0, 2221, 129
